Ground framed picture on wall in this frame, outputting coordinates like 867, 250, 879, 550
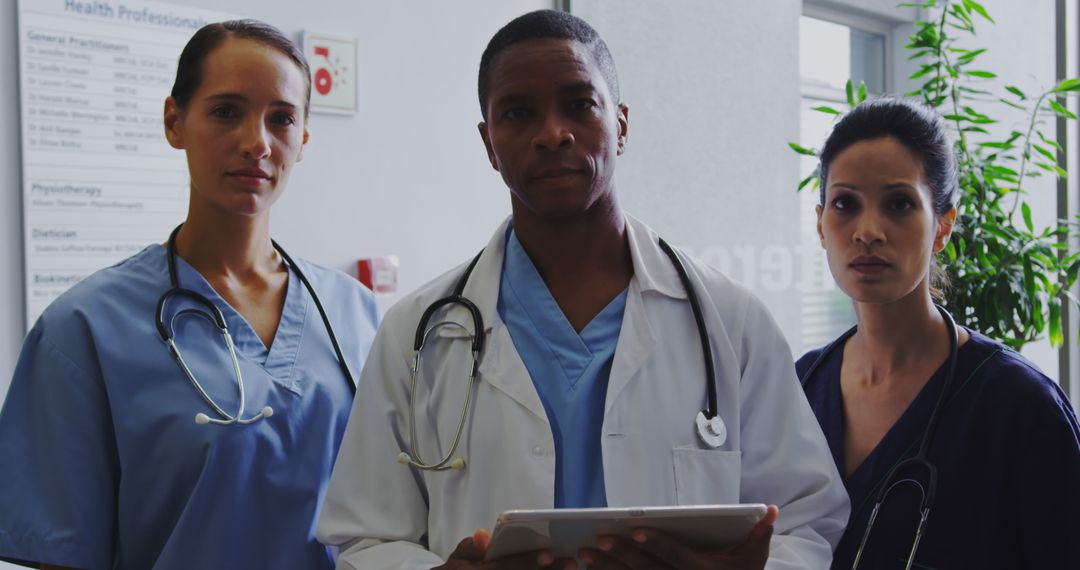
302, 31, 358, 115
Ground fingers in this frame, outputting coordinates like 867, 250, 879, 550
746, 505, 779, 546
447, 535, 486, 563
579, 534, 673, 569
473, 528, 492, 552
482, 549, 568, 569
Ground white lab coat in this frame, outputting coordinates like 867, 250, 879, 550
318, 216, 849, 570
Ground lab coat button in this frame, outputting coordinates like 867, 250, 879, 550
532, 445, 544, 456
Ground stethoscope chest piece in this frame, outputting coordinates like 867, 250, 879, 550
695, 411, 727, 448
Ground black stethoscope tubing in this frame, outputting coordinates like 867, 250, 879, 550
798, 304, 959, 569
157, 223, 356, 395
418, 236, 718, 422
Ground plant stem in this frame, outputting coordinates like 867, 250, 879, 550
1010, 91, 1049, 220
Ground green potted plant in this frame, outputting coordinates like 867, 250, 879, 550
792, 0, 1080, 349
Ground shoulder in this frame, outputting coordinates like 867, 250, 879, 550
380, 257, 475, 329
962, 332, 1076, 424
36, 245, 165, 331
675, 247, 778, 340
796, 346, 828, 379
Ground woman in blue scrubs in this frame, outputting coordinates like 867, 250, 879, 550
798, 98, 1080, 569
0, 20, 378, 570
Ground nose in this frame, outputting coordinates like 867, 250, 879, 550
240, 119, 271, 160
852, 210, 886, 247
533, 112, 574, 151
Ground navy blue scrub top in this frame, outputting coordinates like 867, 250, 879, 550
798, 331, 1080, 570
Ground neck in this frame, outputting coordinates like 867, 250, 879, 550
174, 201, 280, 280
510, 195, 632, 283
848, 287, 951, 384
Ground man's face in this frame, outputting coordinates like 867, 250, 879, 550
479, 38, 628, 222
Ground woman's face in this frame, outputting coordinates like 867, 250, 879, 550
164, 37, 308, 218
817, 136, 954, 305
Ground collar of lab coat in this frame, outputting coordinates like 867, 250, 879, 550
432, 213, 689, 420
435, 213, 689, 337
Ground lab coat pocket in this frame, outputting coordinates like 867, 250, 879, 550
672, 447, 741, 505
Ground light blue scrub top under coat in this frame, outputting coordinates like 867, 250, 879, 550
497, 230, 627, 509
0, 244, 379, 570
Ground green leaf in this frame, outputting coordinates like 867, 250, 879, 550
1032, 144, 1057, 162
845, 80, 855, 108
965, 0, 995, 23
1005, 86, 1026, 99
978, 141, 1013, 150
1022, 202, 1033, 232
788, 142, 817, 156
1049, 99, 1077, 119
998, 98, 1026, 111
965, 70, 997, 78
956, 48, 987, 64
1049, 301, 1062, 346
811, 105, 841, 115
857, 82, 868, 103
1053, 78, 1080, 92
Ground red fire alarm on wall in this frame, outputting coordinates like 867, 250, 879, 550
357, 256, 399, 293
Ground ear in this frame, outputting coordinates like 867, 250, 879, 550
816, 204, 826, 249
296, 124, 310, 163
478, 121, 499, 171
932, 207, 957, 253
616, 103, 629, 156
163, 96, 184, 150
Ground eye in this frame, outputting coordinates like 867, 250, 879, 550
830, 195, 857, 211
889, 196, 917, 211
502, 107, 531, 121
270, 112, 296, 126
210, 105, 238, 119
569, 98, 597, 112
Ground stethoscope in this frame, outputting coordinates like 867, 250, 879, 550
156, 224, 355, 426
396, 237, 725, 471
798, 304, 959, 570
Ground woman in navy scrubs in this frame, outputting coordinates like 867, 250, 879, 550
797, 98, 1080, 569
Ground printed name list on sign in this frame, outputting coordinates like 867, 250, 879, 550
304, 32, 358, 114
17, 0, 235, 327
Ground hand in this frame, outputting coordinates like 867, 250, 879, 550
578, 504, 779, 570
433, 528, 576, 569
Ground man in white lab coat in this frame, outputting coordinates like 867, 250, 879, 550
318, 9, 848, 570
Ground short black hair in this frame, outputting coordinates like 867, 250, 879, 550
477, 9, 619, 120
818, 97, 958, 216
171, 19, 311, 116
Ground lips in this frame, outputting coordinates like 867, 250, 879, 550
849, 255, 892, 275
226, 168, 272, 187
530, 166, 586, 181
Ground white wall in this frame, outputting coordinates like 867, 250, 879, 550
572, 0, 806, 351
0, 0, 551, 406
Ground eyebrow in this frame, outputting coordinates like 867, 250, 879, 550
491, 80, 600, 106
204, 93, 299, 109
829, 181, 918, 191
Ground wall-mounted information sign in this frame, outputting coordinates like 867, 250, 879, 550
18, 0, 233, 327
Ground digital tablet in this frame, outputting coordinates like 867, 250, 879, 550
484, 504, 767, 561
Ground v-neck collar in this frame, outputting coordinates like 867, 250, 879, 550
501, 230, 628, 388
161, 244, 308, 391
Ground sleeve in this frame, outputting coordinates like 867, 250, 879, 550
735, 296, 850, 570
316, 307, 444, 570
1010, 372, 1080, 568
0, 322, 119, 569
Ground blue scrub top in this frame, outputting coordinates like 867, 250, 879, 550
0, 244, 379, 570
798, 331, 1080, 570
497, 230, 627, 509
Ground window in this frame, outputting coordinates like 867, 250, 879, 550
797, 11, 891, 352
